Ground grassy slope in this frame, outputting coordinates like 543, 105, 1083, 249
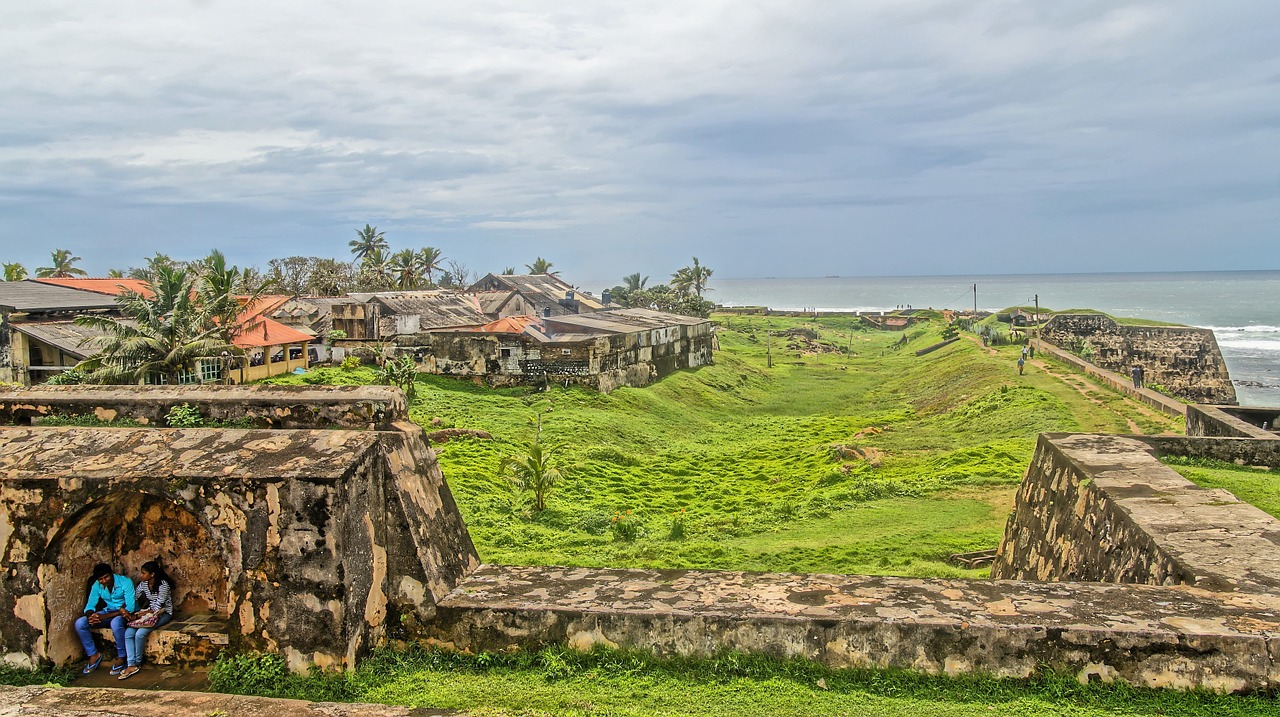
266, 314, 1180, 577
1163, 457, 1280, 519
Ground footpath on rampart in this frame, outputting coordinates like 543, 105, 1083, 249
1034, 340, 1187, 418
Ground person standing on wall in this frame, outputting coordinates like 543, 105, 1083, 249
73, 563, 136, 675
1132, 365, 1142, 389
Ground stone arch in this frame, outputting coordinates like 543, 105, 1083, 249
41, 491, 229, 664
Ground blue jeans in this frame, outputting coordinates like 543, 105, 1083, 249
124, 612, 172, 666
74, 611, 127, 662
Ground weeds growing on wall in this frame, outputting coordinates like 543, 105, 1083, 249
200, 646, 1279, 717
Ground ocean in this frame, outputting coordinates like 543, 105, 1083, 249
703, 271, 1280, 407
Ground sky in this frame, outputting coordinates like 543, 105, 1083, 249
2, 1, 1279, 282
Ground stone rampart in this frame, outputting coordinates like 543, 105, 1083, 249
0, 385, 407, 429
1040, 314, 1236, 405
432, 564, 1279, 693
1187, 404, 1280, 438
991, 433, 1280, 594
0, 387, 477, 671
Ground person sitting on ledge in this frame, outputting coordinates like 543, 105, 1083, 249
74, 562, 136, 675
118, 560, 175, 680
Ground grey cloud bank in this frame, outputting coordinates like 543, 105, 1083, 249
1, 1, 1277, 279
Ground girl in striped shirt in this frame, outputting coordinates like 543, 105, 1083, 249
118, 561, 175, 680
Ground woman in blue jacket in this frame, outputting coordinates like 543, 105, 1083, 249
73, 563, 136, 675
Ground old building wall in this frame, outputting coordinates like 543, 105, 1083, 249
0, 387, 478, 671
1041, 314, 1236, 404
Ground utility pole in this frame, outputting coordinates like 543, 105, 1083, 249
766, 321, 773, 368
973, 283, 977, 315
1034, 294, 1040, 348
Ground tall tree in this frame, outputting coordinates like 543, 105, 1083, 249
671, 257, 713, 297
36, 249, 88, 278
525, 257, 556, 275
75, 266, 235, 385
623, 273, 648, 291
501, 267, 516, 275
356, 248, 394, 291
308, 258, 356, 296
2, 263, 28, 281
390, 249, 419, 290
266, 256, 315, 295
350, 224, 389, 263
415, 247, 444, 286
127, 253, 183, 283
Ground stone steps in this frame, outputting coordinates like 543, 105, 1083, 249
93, 612, 229, 667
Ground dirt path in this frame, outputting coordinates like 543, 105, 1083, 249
962, 334, 1154, 435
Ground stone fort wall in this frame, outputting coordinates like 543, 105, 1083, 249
1040, 314, 1236, 405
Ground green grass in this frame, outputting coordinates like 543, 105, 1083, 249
1162, 456, 1280, 519
261, 314, 1175, 577
196, 647, 1277, 717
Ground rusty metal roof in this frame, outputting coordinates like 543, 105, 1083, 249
9, 321, 107, 358
467, 274, 605, 313
350, 290, 488, 331
0, 281, 122, 312
542, 308, 709, 334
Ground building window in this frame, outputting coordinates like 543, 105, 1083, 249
500, 348, 512, 359
199, 359, 221, 384
561, 348, 572, 355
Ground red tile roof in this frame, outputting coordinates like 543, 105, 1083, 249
33, 277, 154, 298
468, 315, 540, 333
233, 317, 313, 348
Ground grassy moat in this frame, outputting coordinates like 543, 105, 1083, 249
268, 312, 1182, 577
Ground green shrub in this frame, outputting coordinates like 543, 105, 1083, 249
610, 510, 642, 541
45, 369, 88, 385
165, 403, 204, 428
341, 355, 362, 370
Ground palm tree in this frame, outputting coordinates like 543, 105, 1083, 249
127, 253, 180, 282
501, 436, 562, 512
415, 247, 444, 286
623, 273, 648, 292
105, 268, 125, 278
525, 257, 557, 275
198, 250, 273, 344
671, 257, 713, 297
350, 224, 389, 263
390, 249, 420, 290
3, 263, 28, 281
36, 249, 88, 278
75, 266, 235, 385
501, 267, 516, 275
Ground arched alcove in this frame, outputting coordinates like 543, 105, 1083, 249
42, 492, 229, 664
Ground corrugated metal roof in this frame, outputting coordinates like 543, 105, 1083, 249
351, 290, 488, 332
474, 290, 517, 315
10, 321, 108, 358
0, 281, 123, 312
543, 308, 709, 334
467, 274, 605, 313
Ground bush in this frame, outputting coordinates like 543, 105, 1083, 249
610, 510, 642, 541
165, 403, 204, 428
45, 369, 88, 385
341, 355, 362, 370
209, 652, 291, 696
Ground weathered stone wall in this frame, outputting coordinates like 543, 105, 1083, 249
392, 320, 714, 393
1187, 404, 1280, 438
991, 433, 1280, 594
0, 385, 407, 429
0, 387, 478, 671
432, 564, 1280, 693
1040, 314, 1236, 404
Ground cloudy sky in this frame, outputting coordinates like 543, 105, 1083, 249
2, 1, 1278, 281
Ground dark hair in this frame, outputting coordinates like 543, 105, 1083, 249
140, 560, 174, 595
91, 563, 112, 581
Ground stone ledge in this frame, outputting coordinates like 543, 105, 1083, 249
0, 427, 380, 483
433, 564, 1280, 692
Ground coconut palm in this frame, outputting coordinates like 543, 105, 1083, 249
390, 248, 419, 290
198, 249, 273, 344
127, 253, 181, 283
74, 266, 235, 385
350, 224, 389, 263
501, 435, 562, 512
525, 257, 557, 275
501, 267, 516, 275
36, 249, 88, 278
671, 257, 713, 297
2, 263, 28, 281
623, 273, 648, 292
416, 247, 444, 286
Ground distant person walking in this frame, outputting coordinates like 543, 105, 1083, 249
1028, 344, 1035, 359
1131, 365, 1143, 389
1137, 365, 1145, 388
1017, 355, 1025, 375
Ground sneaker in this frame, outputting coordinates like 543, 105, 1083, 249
82, 656, 102, 674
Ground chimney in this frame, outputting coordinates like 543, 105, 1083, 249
543, 307, 552, 318
602, 289, 612, 305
